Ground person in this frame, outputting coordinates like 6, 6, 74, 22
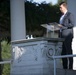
58, 2, 74, 69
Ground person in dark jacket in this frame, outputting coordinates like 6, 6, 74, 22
58, 2, 75, 69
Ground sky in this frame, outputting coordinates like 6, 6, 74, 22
33, 0, 58, 4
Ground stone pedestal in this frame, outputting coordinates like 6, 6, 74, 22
10, 38, 63, 75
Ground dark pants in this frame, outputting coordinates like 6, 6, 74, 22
61, 34, 73, 69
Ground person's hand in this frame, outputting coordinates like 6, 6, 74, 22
58, 24, 63, 28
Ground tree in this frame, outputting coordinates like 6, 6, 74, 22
0, 0, 10, 38
25, 1, 61, 36
0, 0, 10, 75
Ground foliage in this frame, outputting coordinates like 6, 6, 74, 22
25, 1, 61, 36
2, 64, 10, 75
0, 0, 10, 31
1, 41, 11, 75
0, 0, 62, 37
1, 41, 11, 59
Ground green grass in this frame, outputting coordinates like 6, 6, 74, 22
1, 40, 11, 75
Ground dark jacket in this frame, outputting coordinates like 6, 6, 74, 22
60, 12, 74, 38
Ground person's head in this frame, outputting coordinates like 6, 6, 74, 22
59, 2, 67, 14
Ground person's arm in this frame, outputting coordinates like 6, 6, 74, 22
65, 13, 74, 28
62, 13, 74, 29
58, 13, 74, 29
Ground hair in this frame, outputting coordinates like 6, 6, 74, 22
59, 2, 67, 8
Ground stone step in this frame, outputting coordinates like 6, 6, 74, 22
56, 68, 76, 75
